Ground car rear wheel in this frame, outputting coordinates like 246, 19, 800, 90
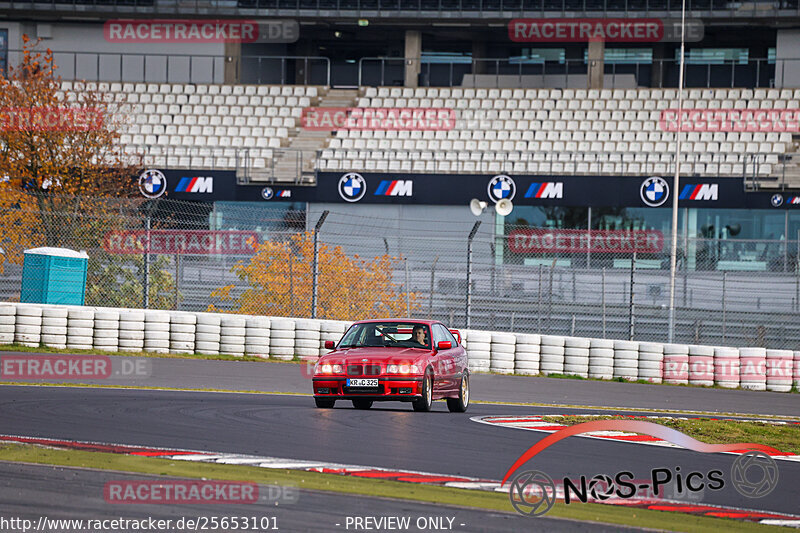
447, 371, 469, 413
352, 399, 373, 410
412, 370, 433, 412
315, 398, 335, 408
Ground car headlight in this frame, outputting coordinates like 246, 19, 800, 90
387, 364, 419, 374
315, 363, 343, 375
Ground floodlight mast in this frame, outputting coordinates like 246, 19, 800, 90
667, 0, 688, 343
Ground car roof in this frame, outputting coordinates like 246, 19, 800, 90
351, 318, 442, 326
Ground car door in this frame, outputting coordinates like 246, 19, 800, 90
432, 324, 458, 392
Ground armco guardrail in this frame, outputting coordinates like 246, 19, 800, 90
1, 302, 798, 393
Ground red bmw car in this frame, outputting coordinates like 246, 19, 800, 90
312, 319, 470, 412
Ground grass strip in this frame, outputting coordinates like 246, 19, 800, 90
541, 415, 800, 454
0, 443, 786, 533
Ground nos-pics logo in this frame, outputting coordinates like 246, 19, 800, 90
139, 169, 167, 199
640, 177, 669, 207
339, 172, 367, 202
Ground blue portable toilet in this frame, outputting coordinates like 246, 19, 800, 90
20, 247, 89, 306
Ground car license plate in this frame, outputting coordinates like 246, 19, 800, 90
347, 378, 378, 387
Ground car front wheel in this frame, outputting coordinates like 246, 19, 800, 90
447, 371, 469, 413
412, 370, 433, 412
315, 398, 335, 408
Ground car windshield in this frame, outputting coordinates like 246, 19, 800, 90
338, 322, 431, 349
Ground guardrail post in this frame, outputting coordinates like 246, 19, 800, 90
629, 251, 636, 340
465, 221, 482, 329
311, 210, 329, 319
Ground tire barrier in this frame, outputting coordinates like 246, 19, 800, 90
245, 316, 270, 358
613, 340, 639, 381
540, 335, 565, 376
41, 306, 68, 350
0, 302, 795, 392
489, 332, 515, 374
514, 333, 540, 376
219, 315, 246, 357
714, 346, 740, 389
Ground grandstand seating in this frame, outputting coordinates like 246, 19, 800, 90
65, 82, 797, 178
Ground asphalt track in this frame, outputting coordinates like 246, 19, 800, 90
1, 385, 798, 518
2, 353, 798, 416
3, 462, 633, 533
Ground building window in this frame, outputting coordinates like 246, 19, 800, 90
677, 48, 749, 65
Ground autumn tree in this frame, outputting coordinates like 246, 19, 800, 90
210, 231, 418, 320
0, 35, 140, 270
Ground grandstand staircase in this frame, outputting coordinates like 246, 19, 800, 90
251, 88, 359, 185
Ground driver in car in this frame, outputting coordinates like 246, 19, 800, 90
411, 325, 428, 348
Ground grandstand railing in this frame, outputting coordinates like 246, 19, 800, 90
359, 56, 797, 89
2, 0, 798, 18
7, 49, 331, 86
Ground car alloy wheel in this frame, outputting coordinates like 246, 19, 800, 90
447, 371, 469, 413
413, 370, 433, 412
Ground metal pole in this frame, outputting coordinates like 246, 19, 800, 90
587, 206, 592, 268
174, 253, 180, 310
629, 251, 636, 340
537, 264, 543, 332
404, 258, 410, 318
310, 210, 329, 319
601, 267, 606, 338
722, 271, 727, 343
668, 0, 687, 344
465, 221, 482, 329
144, 215, 151, 309
429, 256, 439, 319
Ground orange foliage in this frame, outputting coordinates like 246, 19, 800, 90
0, 35, 140, 270
210, 231, 418, 320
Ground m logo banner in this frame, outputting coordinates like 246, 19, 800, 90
524, 182, 563, 199
679, 184, 718, 201
375, 180, 413, 196
175, 176, 213, 193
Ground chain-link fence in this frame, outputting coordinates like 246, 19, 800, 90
2, 194, 800, 349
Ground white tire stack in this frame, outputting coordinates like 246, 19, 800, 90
765, 349, 793, 392
15, 304, 43, 347
169, 312, 196, 354
66, 307, 93, 350
220, 315, 246, 356
465, 329, 490, 372
563, 337, 590, 378
489, 332, 515, 374
638, 342, 664, 383
795, 351, 800, 391
93, 309, 120, 352
613, 340, 639, 380
688, 345, 714, 387
739, 347, 767, 391
245, 316, 270, 358
40, 306, 68, 349
118, 310, 145, 352
713, 347, 740, 389
588, 338, 614, 379
514, 333, 540, 376
143, 311, 170, 353
320, 320, 346, 352
0, 304, 16, 344
269, 319, 296, 360
294, 319, 321, 360
663, 344, 689, 384
195, 313, 221, 355
539, 335, 565, 375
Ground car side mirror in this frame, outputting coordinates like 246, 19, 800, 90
324, 340, 336, 349
437, 341, 452, 351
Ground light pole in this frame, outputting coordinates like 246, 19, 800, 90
667, 0, 688, 343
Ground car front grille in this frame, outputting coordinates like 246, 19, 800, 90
347, 364, 362, 376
